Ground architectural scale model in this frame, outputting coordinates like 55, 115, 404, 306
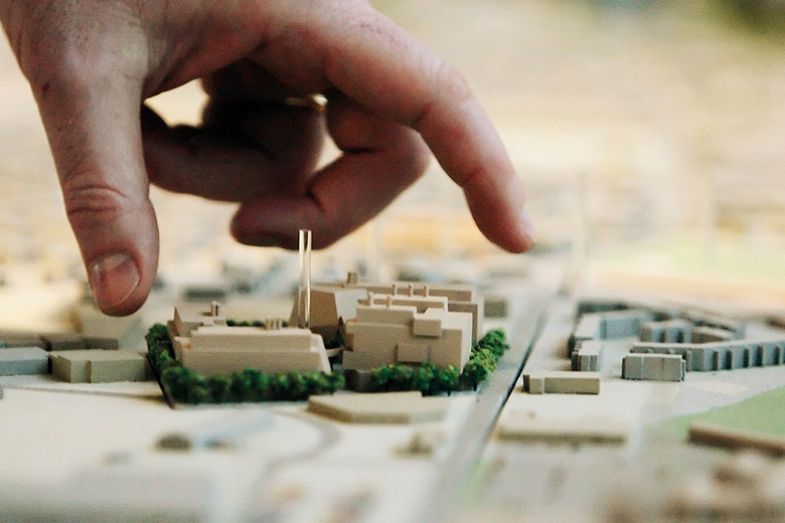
569, 298, 785, 381
522, 370, 601, 394
630, 338, 785, 372
146, 231, 508, 405
571, 340, 603, 371
622, 353, 686, 382
72, 302, 145, 350
299, 272, 482, 343
50, 350, 147, 384
168, 302, 330, 377
307, 391, 448, 424
343, 293, 473, 373
498, 411, 629, 444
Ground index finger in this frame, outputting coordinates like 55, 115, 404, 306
307, 4, 534, 252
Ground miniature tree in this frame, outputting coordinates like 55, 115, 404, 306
434, 365, 460, 395
413, 364, 436, 395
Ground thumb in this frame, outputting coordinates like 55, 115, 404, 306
35, 68, 159, 316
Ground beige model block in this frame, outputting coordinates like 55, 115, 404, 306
446, 301, 482, 342
354, 304, 419, 325
172, 303, 226, 337
40, 332, 85, 351
307, 391, 448, 424
343, 323, 408, 369
368, 294, 448, 313
339, 278, 481, 339
498, 412, 628, 444
189, 326, 313, 352
428, 326, 470, 369
412, 316, 442, 338
74, 304, 144, 349
346, 281, 474, 303
344, 305, 471, 371
299, 287, 368, 339
523, 371, 601, 395
397, 343, 430, 363
689, 423, 785, 457
89, 357, 146, 383
182, 348, 330, 377
51, 350, 146, 383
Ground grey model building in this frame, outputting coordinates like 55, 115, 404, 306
0, 330, 45, 348
567, 309, 653, 356
639, 319, 694, 343
691, 326, 735, 343
0, 347, 49, 376
622, 353, 685, 382
39, 332, 86, 351
571, 340, 603, 372
631, 338, 785, 372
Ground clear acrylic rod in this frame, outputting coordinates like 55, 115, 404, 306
297, 229, 312, 329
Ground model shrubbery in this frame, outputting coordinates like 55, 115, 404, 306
369, 328, 509, 394
145, 323, 343, 404
146, 323, 508, 403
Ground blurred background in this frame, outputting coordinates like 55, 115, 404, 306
1, 0, 784, 324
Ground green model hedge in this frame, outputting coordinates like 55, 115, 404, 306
146, 324, 508, 404
145, 323, 343, 404
368, 328, 510, 395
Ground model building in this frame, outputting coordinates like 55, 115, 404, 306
343, 292, 474, 372
168, 302, 331, 377
297, 272, 482, 343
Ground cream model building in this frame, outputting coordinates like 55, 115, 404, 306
295, 272, 482, 344
342, 291, 474, 372
169, 302, 330, 377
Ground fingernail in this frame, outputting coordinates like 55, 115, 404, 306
89, 253, 140, 310
519, 209, 536, 242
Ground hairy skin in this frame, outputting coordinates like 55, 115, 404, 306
0, 0, 533, 315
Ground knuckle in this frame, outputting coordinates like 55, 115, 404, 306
392, 130, 431, 182
339, 7, 411, 53
61, 173, 136, 230
11, 4, 146, 94
434, 61, 472, 102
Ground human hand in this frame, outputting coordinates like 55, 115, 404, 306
0, 0, 534, 315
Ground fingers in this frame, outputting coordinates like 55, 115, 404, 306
231, 96, 429, 248
142, 99, 324, 201
259, 2, 534, 252
33, 61, 158, 315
